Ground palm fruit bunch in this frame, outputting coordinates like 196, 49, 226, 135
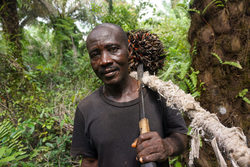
127, 30, 166, 75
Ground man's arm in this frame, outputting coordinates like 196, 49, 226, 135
132, 132, 187, 163
71, 108, 98, 166
81, 158, 98, 167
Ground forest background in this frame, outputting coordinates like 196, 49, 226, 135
0, 0, 249, 166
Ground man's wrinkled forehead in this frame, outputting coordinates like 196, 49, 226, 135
87, 26, 115, 42
86, 24, 127, 48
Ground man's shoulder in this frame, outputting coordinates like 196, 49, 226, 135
77, 87, 102, 111
145, 86, 169, 108
145, 86, 162, 102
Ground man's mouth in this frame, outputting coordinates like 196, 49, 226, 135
104, 70, 117, 77
101, 68, 118, 78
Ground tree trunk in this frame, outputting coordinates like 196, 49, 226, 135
188, 0, 250, 166
0, 0, 25, 122
0, 0, 22, 65
105, 0, 113, 14
171, 0, 180, 9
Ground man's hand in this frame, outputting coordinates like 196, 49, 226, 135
131, 132, 172, 163
131, 132, 187, 164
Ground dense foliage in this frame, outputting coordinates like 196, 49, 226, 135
0, 0, 193, 166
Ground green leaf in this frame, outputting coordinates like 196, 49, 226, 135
212, 52, 242, 69
0, 147, 6, 158
243, 97, 250, 104
223, 61, 242, 69
10, 130, 22, 139
159, 63, 176, 81
45, 142, 54, 148
192, 91, 200, 98
4, 147, 12, 156
0, 155, 15, 163
211, 52, 222, 64
175, 161, 182, 167
238, 89, 248, 97
169, 157, 178, 164
71, 94, 76, 103
15, 154, 29, 161
189, 68, 199, 87
60, 119, 65, 129
237, 89, 250, 104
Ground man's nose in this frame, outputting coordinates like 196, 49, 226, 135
100, 51, 112, 66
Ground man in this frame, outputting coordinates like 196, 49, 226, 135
71, 23, 187, 167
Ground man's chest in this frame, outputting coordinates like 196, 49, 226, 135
87, 100, 164, 148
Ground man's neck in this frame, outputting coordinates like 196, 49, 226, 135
103, 76, 139, 103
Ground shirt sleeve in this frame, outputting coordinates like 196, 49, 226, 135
70, 107, 97, 158
161, 99, 188, 136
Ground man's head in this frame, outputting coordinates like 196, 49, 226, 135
86, 23, 129, 86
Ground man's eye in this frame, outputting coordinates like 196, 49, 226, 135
90, 52, 99, 58
110, 46, 118, 53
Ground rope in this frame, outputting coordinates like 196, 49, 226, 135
130, 71, 250, 167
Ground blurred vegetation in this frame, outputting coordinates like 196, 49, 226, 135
0, 0, 194, 166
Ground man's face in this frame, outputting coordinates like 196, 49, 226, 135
87, 26, 129, 85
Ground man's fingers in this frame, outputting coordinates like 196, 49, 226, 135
139, 152, 164, 163
137, 144, 159, 160
140, 131, 158, 140
137, 131, 159, 145
136, 140, 155, 153
137, 137, 163, 153
134, 131, 167, 163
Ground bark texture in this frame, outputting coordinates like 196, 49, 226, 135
188, 0, 250, 166
0, 0, 22, 64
